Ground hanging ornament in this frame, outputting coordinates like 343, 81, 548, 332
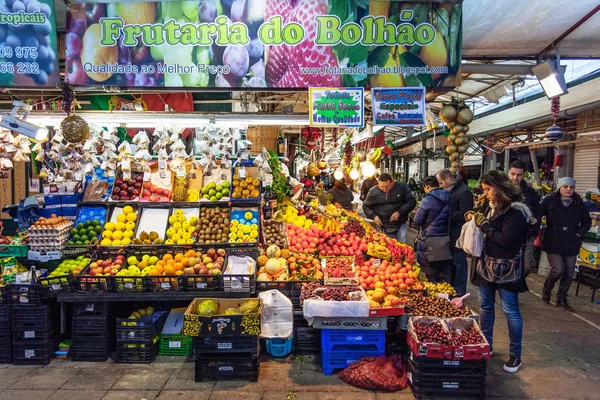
545, 97, 563, 142
343, 141, 353, 165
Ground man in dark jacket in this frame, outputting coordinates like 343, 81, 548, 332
508, 160, 541, 276
363, 173, 416, 243
436, 169, 473, 295
413, 176, 452, 282
540, 177, 591, 312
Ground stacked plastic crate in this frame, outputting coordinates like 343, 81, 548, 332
115, 310, 167, 363
11, 305, 56, 365
0, 304, 11, 363
320, 327, 386, 375
193, 335, 260, 382
71, 303, 111, 362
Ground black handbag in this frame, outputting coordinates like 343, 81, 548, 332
420, 234, 453, 262
477, 246, 523, 285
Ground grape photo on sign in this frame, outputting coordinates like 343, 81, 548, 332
65, 0, 462, 89
0, 0, 59, 87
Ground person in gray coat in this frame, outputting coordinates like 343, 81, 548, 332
362, 173, 416, 243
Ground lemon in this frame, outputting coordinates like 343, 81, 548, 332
250, 224, 258, 231
166, 228, 175, 238
244, 212, 252, 220
102, 230, 113, 240
149, 256, 159, 265
101, 238, 112, 246
125, 222, 136, 231
188, 226, 195, 233
123, 205, 134, 215
177, 239, 186, 245
186, 238, 194, 244
177, 216, 186, 224
112, 231, 123, 241
174, 209, 183, 216
182, 221, 190, 230
230, 225, 238, 233
141, 268, 150, 277
127, 213, 137, 222
121, 237, 132, 245
229, 233, 237, 240
123, 230, 134, 239
112, 239, 122, 246
231, 220, 239, 226
138, 261, 148, 269
168, 215, 177, 225
127, 256, 138, 265
165, 239, 174, 245
117, 214, 127, 223
172, 234, 181, 242
105, 222, 116, 231
173, 222, 182, 231
182, 232, 191, 240
115, 222, 126, 231
189, 216, 198, 226
250, 230, 258, 239
242, 225, 251, 234
142, 254, 150, 261
237, 230, 244, 239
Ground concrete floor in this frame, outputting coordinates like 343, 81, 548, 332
0, 272, 598, 400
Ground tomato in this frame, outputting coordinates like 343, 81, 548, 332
405, 278, 414, 286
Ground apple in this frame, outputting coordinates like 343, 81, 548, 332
184, 267, 195, 275
199, 267, 209, 275
103, 266, 113, 274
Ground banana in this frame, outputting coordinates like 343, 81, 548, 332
371, 148, 382, 163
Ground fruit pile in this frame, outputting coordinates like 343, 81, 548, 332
111, 175, 143, 201
414, 321, 451, 345
45, 256, 90, 279
262, 219, 287, 248
86, 254, 125, 276
286, 252, 323, 280
231, 172, 260, 199
229, 209, 259, 243
180, 248, 226, 276
125, 306, 155, 321
100, 206, 137, 246
408, 295, 471, 318
325, 257, 356, 280
366, 287, 407, 309
344, 218, 365, 238
134, 231, 163, 245
300, 281, 324, 304
141, 181, 171, 202
319, 287, 363, 301
286, 224, 367, 256
201, 181, 231, 201
357, 259, 423, 291
122, 254, 161, 277
165, 209, 197, 245
68, 220, 103, 246
424, 282, 457, 297
449, 326, 486, 346
195, 207, 229, 244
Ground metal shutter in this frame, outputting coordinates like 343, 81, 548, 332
427, 159, 445, 176
573, 144, 600, 192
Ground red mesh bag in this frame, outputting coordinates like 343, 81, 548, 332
338, 355, 408, 392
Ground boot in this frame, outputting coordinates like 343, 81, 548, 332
556, 299, 574, 312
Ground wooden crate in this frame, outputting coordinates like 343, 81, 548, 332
247, 126, 279, 155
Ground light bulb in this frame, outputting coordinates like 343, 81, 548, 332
334, 168, 344, 180
361, 161, 376, 178
349, 168, 360, 180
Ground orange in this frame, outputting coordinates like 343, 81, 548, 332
149, 268, 161, 276
163, 254, 173, 261
174, 253, 184, 262
185, 250, 196, 258
156, 260, 166, 268
181, 257, 189, 266
155, 265, 164, 274
167, 259, 176, 266
174, 262, 184, 271
252, 179, 259, 187
164, 265, 176, 275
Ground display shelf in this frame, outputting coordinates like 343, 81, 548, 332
57, 291, 254, 302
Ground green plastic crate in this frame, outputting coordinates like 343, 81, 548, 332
0, 244, 29, 258
159, 334, 192, 356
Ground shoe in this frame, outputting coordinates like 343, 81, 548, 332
542, 295, 550, 304
503, 356, 522, 373
556, 299, 574, 312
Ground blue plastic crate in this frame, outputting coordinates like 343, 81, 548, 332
265, 337, 293, 357
321, 329, 386, 352
321, 345, 385, 375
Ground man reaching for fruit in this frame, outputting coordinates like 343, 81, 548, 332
362, 173, 416, 243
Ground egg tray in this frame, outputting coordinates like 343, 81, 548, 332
28, 222, 73, 235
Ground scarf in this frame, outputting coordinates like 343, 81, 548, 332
561, 196, 573, 208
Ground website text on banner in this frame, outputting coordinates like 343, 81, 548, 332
65, 0, 462, 89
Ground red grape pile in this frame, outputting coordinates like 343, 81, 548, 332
449, 326, 486, 346
344, 218, 365, 237
300, 281, 323, 304
414, 322, 450, 345
319, 287, 361, 301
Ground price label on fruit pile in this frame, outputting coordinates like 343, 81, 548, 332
0, 0, 59, 87
372, 87, 426, 126
64, 1, 462, 89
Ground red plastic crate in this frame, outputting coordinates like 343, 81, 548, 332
407, 317, 453, 360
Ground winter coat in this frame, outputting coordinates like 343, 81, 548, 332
540, 192, 592, 256
360, 177, 378, 202
470, 202, 531, 293
449, 179, 474, 244
328, 188, 354, 211
520, 180, 541, 237
363, 181, 417, 234
413, 188, 452, 237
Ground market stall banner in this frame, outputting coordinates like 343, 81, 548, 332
65, 0, 462, 89
0, 0, 59, 87
309, 87, 364, 128
372, 87, 426, 126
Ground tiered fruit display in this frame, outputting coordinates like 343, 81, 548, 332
195, 207, 229, 244
229, 209, 259, 243
68, 220, 103, 246
262, 219, 287, 248
424, 282, 457, 297
201, 181, 231, 201
111, 175, 143, 201
100, 206, 137, 246
440, 99, 474, 174
86, 254, 126, 276
232, 170, 260, 199
165, 209, 197, 245
141, 182, 171, 202
257, 245, 289, 282
45, 256, 90, 279
358, 259, 423, 291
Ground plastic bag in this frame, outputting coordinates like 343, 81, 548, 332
339, 355, 408, 392
258, 290, 293, 339
456, 218, 483, 257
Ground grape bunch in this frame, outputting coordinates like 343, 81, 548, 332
344, 218, 366, 237
0, 0, 55, 85
449, 326, 485, 346
414, 322, 450, 345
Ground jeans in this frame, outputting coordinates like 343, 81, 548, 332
387, 223, 408, 244
451, 247, 468, 296
478, 285, 523, 358
544, 253, 577, 301
523, 236, 536, 277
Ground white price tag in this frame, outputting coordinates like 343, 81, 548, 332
143, 172, 151, 181
169, 341, 182, 348
159, 170, 167, 179
230, 280, 243, 291
51, 284, 61, 291
158, 160, 167, 170
24, 350, 35, 358
20, 295, 29, 304
238, 167, 246, 178
160, 282, 171, 289
85, 304, 95, 312
124, 282, 133, 289
122, 170, 131, 181
196, 282, 207, 289
24, 331, 35, 339
103, 130, 113, 141
372, 259, 381, 268
177, 168, 186, 178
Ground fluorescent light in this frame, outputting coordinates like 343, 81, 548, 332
532, 60, 568, 99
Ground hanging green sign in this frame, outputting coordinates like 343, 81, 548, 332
309, 87, 364, 128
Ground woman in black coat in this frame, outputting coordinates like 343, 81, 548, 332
467, 170, 530, 374
540, 177, 591, 312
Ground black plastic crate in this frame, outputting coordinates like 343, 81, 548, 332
294, 326, 321, 354
0, 285, 7, 304
39, 274, 76, 299
73, 303, 110, 318
0, 345, 12, 363
72, 317, 109, 338
256, 281, 290, 294
195, 364, 259, 382
116, 342, 159, 363
11, 306, 53, 332
407, 351, 488, 373
76, 251, 119, 293
146, 276, 182, 292
71, 338, 111, 362
0, 304, 10, 322
195, 349, 259, 374
13, 339, 56, 365
116, 311, 168, 342
13, 326, 54, 342
112, 276, 149, 293
7, 284, 43, 306
181, 275, 221, 293
289, 280, 322, 310
222, 246, 257, 294
193, 335, 259, 354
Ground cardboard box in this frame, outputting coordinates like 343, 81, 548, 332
579, 241, 600, 265
445, 317, 491, 360
407, 316, 453, 359
183, 298, 262, 337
